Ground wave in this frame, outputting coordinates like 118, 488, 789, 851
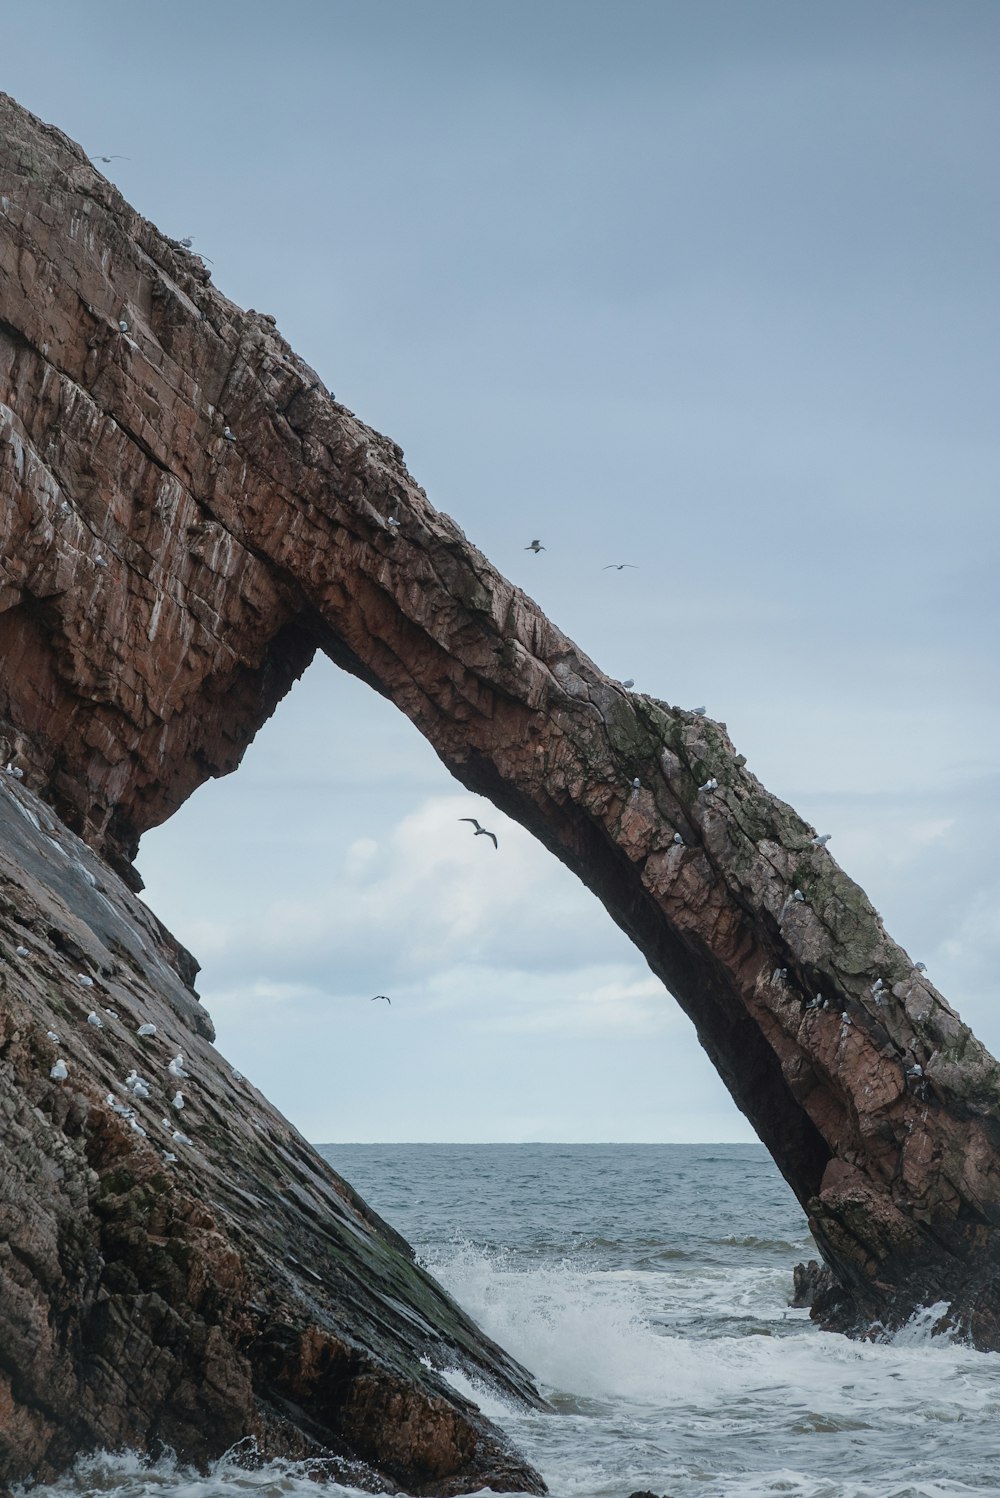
14, 1444, 379, 1497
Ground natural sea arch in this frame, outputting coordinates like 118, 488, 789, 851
4, 90, 1000, 1347
135, 654, 754, 1148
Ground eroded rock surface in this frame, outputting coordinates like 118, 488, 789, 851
3, 86, 1000, 1481
0, 774, 545, 1492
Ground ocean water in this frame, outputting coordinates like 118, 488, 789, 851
20, 1144, 1000, 1498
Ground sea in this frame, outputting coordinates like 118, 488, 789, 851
20, 1143, 1000, 1498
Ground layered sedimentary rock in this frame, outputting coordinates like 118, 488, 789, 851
0, 773, 546, 1492
3, 85, 1000, 1481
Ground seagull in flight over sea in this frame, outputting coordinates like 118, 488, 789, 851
525, 539, 545, 553
602, 563, 638, 570
92, 154, 130, 163
459, 818, 498, 848
371, 994, 391, 1004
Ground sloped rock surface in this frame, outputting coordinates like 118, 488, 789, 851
0, 774, 545, 1492
3, 85, 1000, 1483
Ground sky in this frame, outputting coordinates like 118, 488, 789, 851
4, 2, 999, 1143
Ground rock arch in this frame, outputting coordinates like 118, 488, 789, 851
4, 91, 1000, 1456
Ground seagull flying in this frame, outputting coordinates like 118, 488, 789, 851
459, 818, 498, 848
602, 563, 638, 570
371, 994, 391, 1004
525, 539, 545, 553
92, 155, 130, 163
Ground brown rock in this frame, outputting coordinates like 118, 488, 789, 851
0, 777, 545, 1491
4, 81, 1000, 1481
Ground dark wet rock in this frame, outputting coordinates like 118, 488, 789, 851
790, 1260, 834, 1309
0, 778, 546, 1493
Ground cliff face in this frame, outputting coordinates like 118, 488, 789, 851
3, 85, 1000, 1483
0, 770, 545, 1492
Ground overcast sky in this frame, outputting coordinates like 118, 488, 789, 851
5, 2, 999, 1142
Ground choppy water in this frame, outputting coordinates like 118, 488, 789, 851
21, 1144, 1000, 1498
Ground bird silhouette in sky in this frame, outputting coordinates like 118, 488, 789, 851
525, 538, 545, 553
459, 818, 498, 848
371, 994, 391, 1004
92, 155, 129, 163
602, 563, 637, 570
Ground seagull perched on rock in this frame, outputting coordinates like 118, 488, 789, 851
811, 833, 831, 846
5, 762, 24, 778
86, 1011, 103, 1028
525, 539, 545, 553
699, 777, 719, 792
171, 1091, 185, 1110
673, 832, 684, 846
223, 425, 236, 442
168, 1054, 189, 1078
137, 1022, 157, 1037
915, 962, 927, 973
118, 318, 130, 334
15, 945, 28, 957
171, 1130, 191, 1146
47, 1030, 60, 1043
602, 563, 638, 571
691, 706, 707, 715
621, 678, 635, 688
371, 994, 391, 1004
792, 889, 805, 902
50, 1059, 68, 1080
459, 818, 498, 848
179, 236, 194, 247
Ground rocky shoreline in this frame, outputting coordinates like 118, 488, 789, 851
0, 770, 546, 1493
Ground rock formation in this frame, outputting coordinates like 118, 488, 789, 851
0, 771, 547, 1492
3, 84, 1000, 1484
